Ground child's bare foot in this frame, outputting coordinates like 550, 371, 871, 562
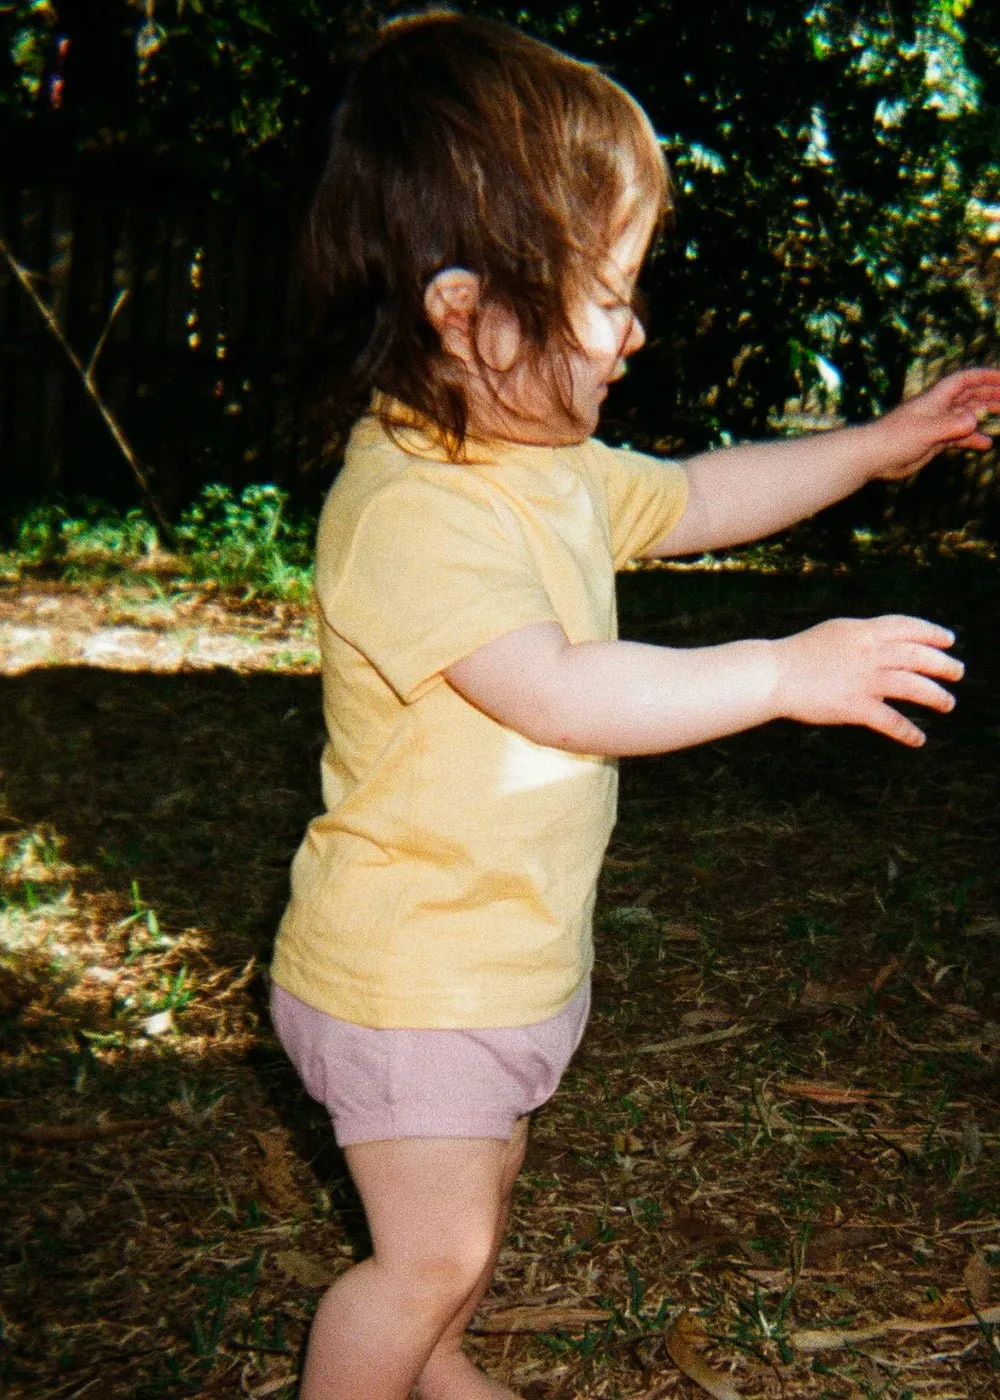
416, 1350, 520, 1400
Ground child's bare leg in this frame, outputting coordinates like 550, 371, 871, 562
415, 1116, 529, 1400
298, 1134, 523, 1400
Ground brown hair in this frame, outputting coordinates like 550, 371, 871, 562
302, 8, 669, 456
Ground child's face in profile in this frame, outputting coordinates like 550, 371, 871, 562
442, 198, 658, 447
557, 202, 657, 439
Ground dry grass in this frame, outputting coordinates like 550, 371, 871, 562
1, 555, 998, 1398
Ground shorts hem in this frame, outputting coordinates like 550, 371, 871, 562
335, 1117, 519, 1148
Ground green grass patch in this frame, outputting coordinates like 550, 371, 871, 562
2, 484, 315, 601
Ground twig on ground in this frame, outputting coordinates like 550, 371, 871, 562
471, 1305, 612, 1334
775, 1080, 877, 1104
790, 1304, 1000, 1353
7, 1114, 172, 1144
637, 1024, 750, 1054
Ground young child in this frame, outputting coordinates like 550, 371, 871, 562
270, 11, 1000, 1399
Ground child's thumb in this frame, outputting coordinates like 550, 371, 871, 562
950, 406, 979, 437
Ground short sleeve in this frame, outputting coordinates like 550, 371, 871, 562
590, 442, 689, 568
319, 477, 559, 702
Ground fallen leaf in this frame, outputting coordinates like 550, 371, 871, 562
870, 957, 900, 993
661, 1133, 697, 1160
273, 1249, 336, 1289
963, 1252, 992, 1309
680, 1008, 734, 1027
665, 1311, 741, 1400
569, 1212, 601, 1243
252, 1130, 309, 1215
59, 1203, 87, 1238
776, 1080, 874, 1104
967, 917, 1000, 936
915, 1294, 975, 1322
661, 923, 699, 942
799, 979, 859, 1009
944, 1002, 983, 1021
808, 1226, 881, 1267
240, 1361, 297, 1398
961, 1116, 984, 1169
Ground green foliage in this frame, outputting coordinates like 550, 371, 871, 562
1, 487, 314, 599
0, 0, 376, 181
5, 2, 53, 106
542, 0, 1000, 445
8, 501, 159, 568
175, 483, 313, 597
1, 1, 998, 459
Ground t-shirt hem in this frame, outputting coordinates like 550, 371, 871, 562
269, 955, 591, 1031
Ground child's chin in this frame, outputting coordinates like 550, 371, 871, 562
549, 419, 595, 445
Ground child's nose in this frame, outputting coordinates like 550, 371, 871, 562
624, 313, 646, 357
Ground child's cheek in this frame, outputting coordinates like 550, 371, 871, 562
574, 304, 620, 358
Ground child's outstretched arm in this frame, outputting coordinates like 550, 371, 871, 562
444, 614, 963, 757
652, 367, 1000, 558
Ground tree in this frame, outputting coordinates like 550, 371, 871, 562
2, 1, 997, 502
491, 1, 999, 451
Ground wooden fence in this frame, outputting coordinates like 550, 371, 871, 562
1, 175, 998, 539
0, 174, 323, 523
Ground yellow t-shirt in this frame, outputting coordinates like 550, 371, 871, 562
271, 414, 688, 1028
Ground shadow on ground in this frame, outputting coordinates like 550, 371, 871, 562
1, 557, 999, 1397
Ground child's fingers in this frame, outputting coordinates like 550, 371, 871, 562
880, 669, 957, 714
775, 615, 962, 742
949, 391, 1000, 445
872, 614, 956, 650
941, 368, 1000, 407
954, 382, 1000, 411
887, 641, 964, 683
951, 431, 996, 452
861, 699, 927, 748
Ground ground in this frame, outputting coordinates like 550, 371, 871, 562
1, 554, 998, 1399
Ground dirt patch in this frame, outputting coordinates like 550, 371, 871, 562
0, 581, 319, 674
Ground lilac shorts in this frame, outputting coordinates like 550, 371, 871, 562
270, 980, 591, 1146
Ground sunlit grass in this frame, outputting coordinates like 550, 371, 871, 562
1, 485, 315, 602
3, 491, 996, 603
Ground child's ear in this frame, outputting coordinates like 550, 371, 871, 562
423, 268, 481, 360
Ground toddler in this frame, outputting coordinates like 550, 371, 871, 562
270, 11, 1000, 1400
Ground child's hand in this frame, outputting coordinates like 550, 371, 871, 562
868, 367, 1000, 480
772, 615, 963, 747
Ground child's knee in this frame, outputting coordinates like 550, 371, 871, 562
391, 1228, 497, 1310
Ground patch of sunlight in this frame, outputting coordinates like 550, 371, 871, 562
852, 526, 997, 565
628, 524, 997, 580
628, 542, 823, 577
1, 824, 77, 944
801, 105, 833, 168
0, 813, 241, 1057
